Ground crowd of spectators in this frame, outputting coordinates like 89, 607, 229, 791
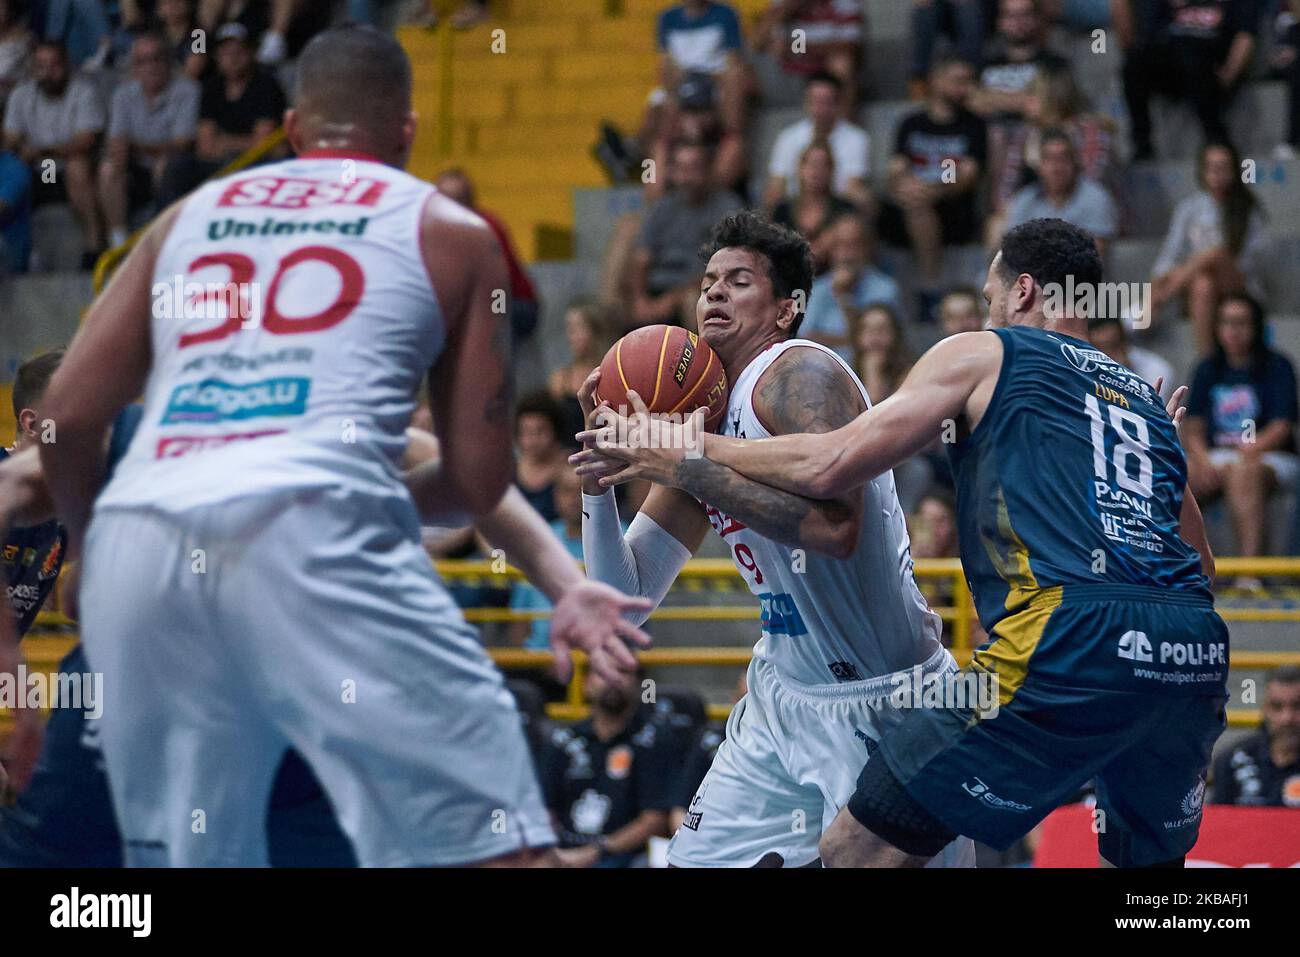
581, 0, 1299, 574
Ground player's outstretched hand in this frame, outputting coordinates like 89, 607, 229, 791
1155, 377, 1189, 431
549, 579, 652, 684
572, 390, 706, 488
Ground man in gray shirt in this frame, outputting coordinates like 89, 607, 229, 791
3, 39, 105, 266
632, 140, 743, 327
996, 128, 1118, 258
99, 32, 200, 247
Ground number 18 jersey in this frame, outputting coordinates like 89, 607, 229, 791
950, 325, 1211, 636
98, 153, 446, 514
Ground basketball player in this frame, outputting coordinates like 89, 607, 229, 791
1, 405, 644, 866
575, 211, 973, 867
35, 25, 648, 867
585, 218, 1229, 868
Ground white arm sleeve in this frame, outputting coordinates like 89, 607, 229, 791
581, 489, 692, 627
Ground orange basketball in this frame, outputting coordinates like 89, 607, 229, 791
593, 325, 728, 431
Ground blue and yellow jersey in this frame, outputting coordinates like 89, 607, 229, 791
949, 325, 1211, 637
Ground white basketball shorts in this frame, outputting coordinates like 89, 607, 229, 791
667, 646, 976, 867
78, 485, 554, 866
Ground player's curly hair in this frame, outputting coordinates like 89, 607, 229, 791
699, 211, 814, 336
997, 218, 1104, 300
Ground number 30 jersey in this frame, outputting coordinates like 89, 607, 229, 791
949, 325, 1211, 635
709, 339, 943, 687
98, 153, 446, 514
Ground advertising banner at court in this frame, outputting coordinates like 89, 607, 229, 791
1035, 803, 1300, 867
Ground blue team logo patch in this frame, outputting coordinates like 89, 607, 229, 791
161, 377, 311, 424
758, 592, 807, 637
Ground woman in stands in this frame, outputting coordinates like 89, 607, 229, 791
1184, 292, 1299, 584
549, 300, 615, 442
1150, 142, 1270, 356
770, 140, 856, 275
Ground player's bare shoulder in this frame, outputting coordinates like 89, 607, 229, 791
753, 343, 867, 437
417, 191, 505, 330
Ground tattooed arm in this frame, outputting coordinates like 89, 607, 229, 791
670, 347, 868, 558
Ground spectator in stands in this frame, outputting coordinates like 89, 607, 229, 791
1117, 0, 1259, 159
0, 144, 31, 272
1276, 0, 1300, 160
910, 0, 988, 99
197, 0, 309, 65
156, 21, 283, 207
969, 0, 1068, 123
3, 39, 105, 267
1087, 314, 1175, 400
0, 1, 33, 113
99, 31, 199, 247
852, 301, 914, 403
878, 55, 987, 319
1185, 293, 1299, 575
435, 167, 541, 340
507, 468, 587, 651
753, 0, 865, 113
770, 140, 855, 274
801, 212, 902, 361
549, 300, 614, 442
630, 139, 743, 328
537, 667, 677, 867
1149, 141, 1268, 356
121, 0, 206, 80
989, 64, 1121, 214
938, 284, 985, 335
642, 73, 748, 203
1211, 665, 1300, 806
653, 1, 747, 135
991, 128, 1118, 256
41, 0, 111, 69
910, 485, 959, 558
515, 392, 571, 524
763, 71, 870, 210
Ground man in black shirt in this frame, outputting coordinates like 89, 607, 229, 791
1211, 666, 1300, 806
970, 0, 1071, 123
157, 21, 287, 205
537, 667, 678, 866
1119, 0, 1260, 158
878, 56, 988, 317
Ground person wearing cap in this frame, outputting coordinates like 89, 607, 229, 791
156, 20, 285, 206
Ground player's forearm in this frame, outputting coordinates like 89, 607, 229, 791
476, 486, 582, 604
672, 455, 857, 558
1179, 487, 1215, 580
700, 429, 838, 499
38, 430, 108, 554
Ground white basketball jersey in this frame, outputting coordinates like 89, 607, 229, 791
707, 339, 943, 685
98, 153, 445, 513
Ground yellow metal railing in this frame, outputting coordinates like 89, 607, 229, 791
5, 558, 1299, 734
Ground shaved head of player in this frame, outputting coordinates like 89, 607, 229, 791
284, 25, 416, 167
